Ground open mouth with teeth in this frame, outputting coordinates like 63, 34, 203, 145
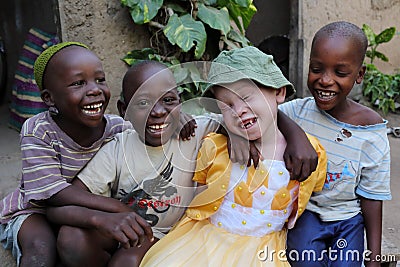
315, 90, 337, 101
240, 117, 257, 129
82, 102, 103, 115
147, 123, 169, 133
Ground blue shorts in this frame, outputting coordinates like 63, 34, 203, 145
0, 214, 31, 267
287, 210, 365, 267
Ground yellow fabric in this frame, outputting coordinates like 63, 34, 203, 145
141, 216, 290, 266
187, 133, 327, 225
234, 181, 253, 207
271, 187, 291, 210
140, 133, 327, 267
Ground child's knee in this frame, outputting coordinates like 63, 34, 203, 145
57, 226, 93, 265
19, 236, 57, 267
57, 225, 87, 253
18, 214, 57, 258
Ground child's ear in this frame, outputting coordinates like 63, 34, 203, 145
40, 89, 54, 107
117, 99, 126, 118
356, 65, 367, 84
177, 92, 182, 103
276, 86, 286, 104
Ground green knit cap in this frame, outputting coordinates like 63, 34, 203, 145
202, 46, 295, 113
33, 41, 89, 90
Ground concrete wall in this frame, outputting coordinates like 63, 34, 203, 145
298, 0, 400, 96
58, 0, 400, 102
58, 0, 150, 114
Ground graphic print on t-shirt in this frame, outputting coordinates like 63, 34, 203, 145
324, 160, 356, 190
119, 155, 178, 226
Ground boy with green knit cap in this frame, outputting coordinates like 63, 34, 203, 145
0, 42, 145, 267
0, 41, 201, 267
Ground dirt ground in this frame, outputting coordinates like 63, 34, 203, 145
380, 111, 400, 261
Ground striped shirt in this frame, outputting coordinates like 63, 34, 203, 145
279, 97, 391, 221
0, 111, 130, 223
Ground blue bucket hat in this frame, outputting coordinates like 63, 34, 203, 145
202, 46, 294, 113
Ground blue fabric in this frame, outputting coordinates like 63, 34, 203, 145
287, 210, 364, 267
0, 214, 31, 266
279, 98, 391, 221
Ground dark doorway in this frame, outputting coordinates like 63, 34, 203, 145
245, 0, 291, 86
246, 0, 290, 47
0, 0, 61, 105
245, 0, 304, 97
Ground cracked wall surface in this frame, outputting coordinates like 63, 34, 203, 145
58, 0, 149, 114
57, 0, 400, 101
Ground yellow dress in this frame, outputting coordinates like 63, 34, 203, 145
141, 133, 327, 267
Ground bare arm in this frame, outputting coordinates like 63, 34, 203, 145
361, 197, 382, 267
218, 124, 261, 168
46, 179, 153, 248
47, 205, 153, 249
46, 178, 130, 213
277, 110, 318, 181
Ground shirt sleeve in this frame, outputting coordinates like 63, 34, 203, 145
278, 98, 309, 123
77, 139, 120, 197
356, 131, 391, 200
278, 99, 296, 119
194, 113, 222, 138
192, 135, 218, 184
20, 135, 71, 202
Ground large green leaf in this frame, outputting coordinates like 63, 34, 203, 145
375, 27, 396, 44
362, 24, 376, 46
122, 48, 159, 65
203, 0, 218, 5
171, 64, 189, 85
226, 28, 251, 46
217, 0, 257, 33
164, 14, 207, 59
374, 51, 389, 62
197, 4, 230, 35
122, 0, 163, 24
165, 3, 186, 14
240, 4, 257, 29
233, 0, 253, 8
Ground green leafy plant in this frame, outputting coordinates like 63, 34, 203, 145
361, 24, 399, 114
362, 24, 396, 64
120, 0, 257, 100
363, 64, 400, 114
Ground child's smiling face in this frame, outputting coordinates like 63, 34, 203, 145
42, 46, 110, 129
213, 79, 285, 142
307, 36, 365, 113
124, 65, 181, 147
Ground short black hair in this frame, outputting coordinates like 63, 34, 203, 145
121, 60, 168, 103
312, 21, 368, 65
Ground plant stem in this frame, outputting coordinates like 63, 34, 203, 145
148, 21, 165, 29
